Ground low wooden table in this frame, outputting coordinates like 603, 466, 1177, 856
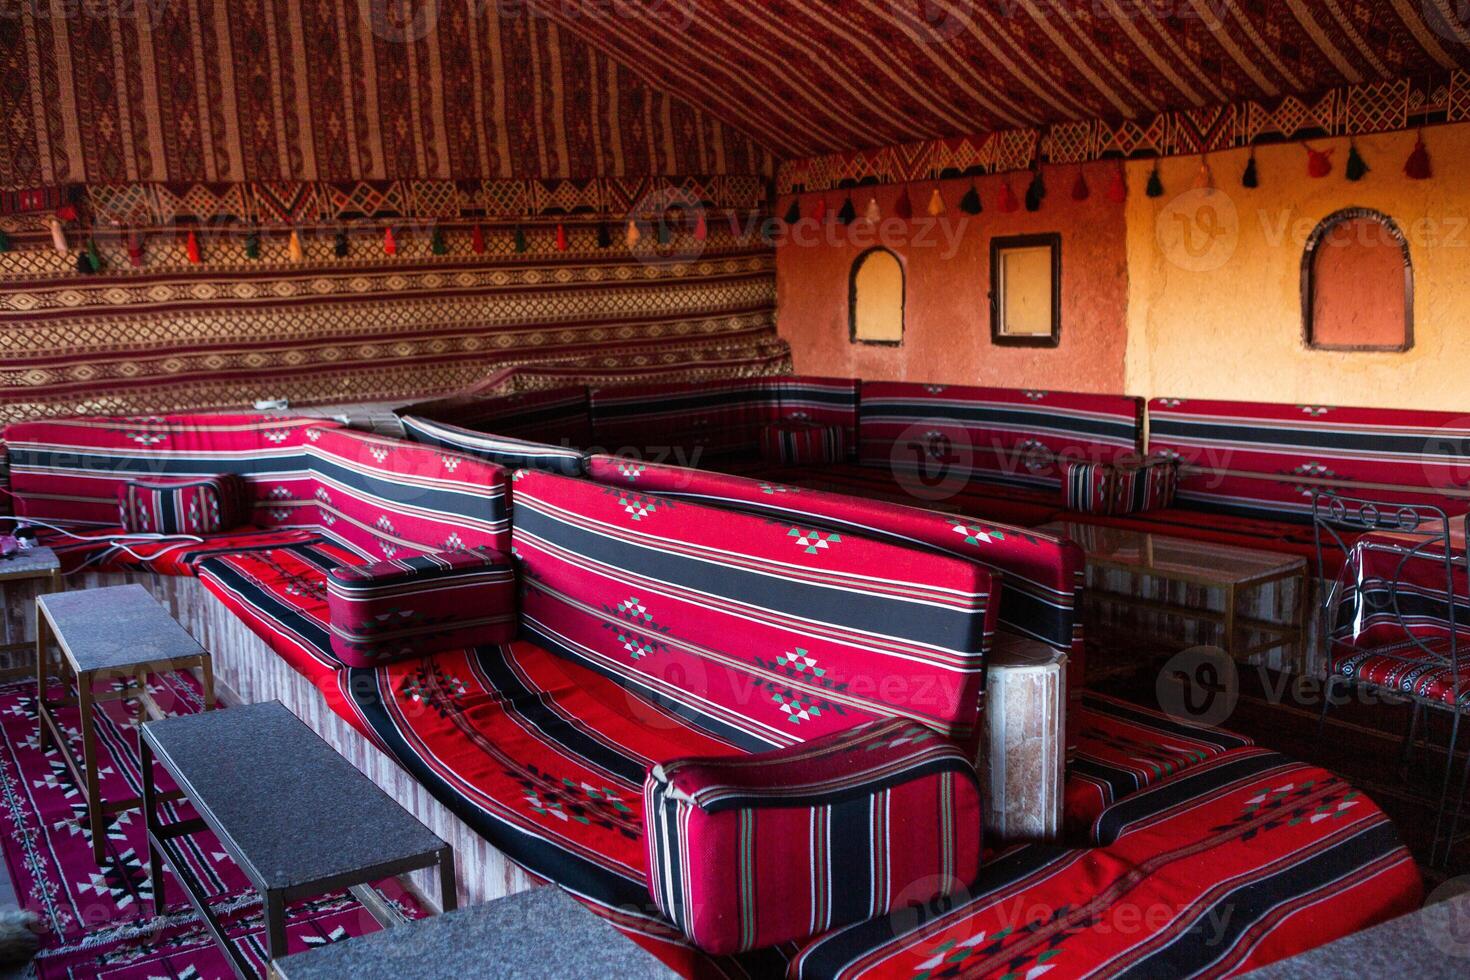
269, 886, 676, 980
142, 700, 456, 978
1039, 520, 1308, 665
0, 546, 62, 681
36, 583, 215, 863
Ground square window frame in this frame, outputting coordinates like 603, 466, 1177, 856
989, 233, 1062, 348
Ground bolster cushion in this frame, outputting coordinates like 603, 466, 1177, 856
758, 420, 844, 465
117, 474, 248, 534
326, 546, 517, 666
1063, 458, 1178, 514
645, 718, 983, 955
400, 415, 585, 477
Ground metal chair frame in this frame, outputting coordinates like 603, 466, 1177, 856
1312, 490, 1470, 866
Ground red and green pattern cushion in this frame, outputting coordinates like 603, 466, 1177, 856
326, 547, 517, 667
117, 474, 249, 534
645, 718, 983, 955
759, 421, 844, 465
1062, 458, 1178, 514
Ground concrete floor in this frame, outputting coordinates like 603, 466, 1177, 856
0, 854, 33, 978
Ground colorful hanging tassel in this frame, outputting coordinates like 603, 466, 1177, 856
1242, 152, 1259, 189
1306, 146, 1333, 179
959, 184, 982, 215
85, 237, 103, 273
431, 224, 448, 255
596, 222, 613, 248
1145, 165, 1164, 198
626, 219, 641, 247
470, 224, 486, 254
287, 229, 304, 262
1345, 142, 1368, 182
383, 226, 397, 256
1071, 171, 1090, 202
996, 181, 1019, 213
894, 188, 913, 221
1193, 158, 1214, 192
555, 223, 569, 251
244, 230, 261, 260
0, 229, 11, 253
811, 197, 828, 224
727, 211, 745, 239
1405, 135, 1431, 180
926, 188, 946, 217
656, 219, 671, 245
75, 251, 92, 274
694, 211, 708, 241
783, 199, 801, 225
126, 231, 144, 267
48, 217, 67, 255
186, 228, 202, 264
514, 225, 528, 253
334, 230, 349, 257
1107, 166, 1127, 203
863, 197, 881, 224
836, 195, 856, 225
1024, 170, 1046, 212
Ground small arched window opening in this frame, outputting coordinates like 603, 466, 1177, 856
1303, 208, 1413, 352
850, 247, 904, 345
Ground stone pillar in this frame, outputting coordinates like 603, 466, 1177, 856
985, 632, 1066, 844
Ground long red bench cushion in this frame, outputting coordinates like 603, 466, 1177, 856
304, 428, 510, 560
117, 474, 249, 534
859, 383, 1142, 489
326, 548, 517, 666
3, 414, 333, 528
586, 455, 1069, 697
511, 470, 995, 755
1065, 689, 1254, 840
1149, 397, 1470, 523
788, 748, 1421, 979
646, 719, 983, 955
399, 415, 585, 476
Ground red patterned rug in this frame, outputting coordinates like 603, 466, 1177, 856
0, 673, 425, 977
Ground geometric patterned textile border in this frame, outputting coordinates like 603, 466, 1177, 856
0, 224, 782, 426
778, 71, 1470, 194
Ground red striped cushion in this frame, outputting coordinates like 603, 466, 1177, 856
326, 547, 517, 667
759, 421, 844, 465
117, 474, 248, 534
1062, 459, 1178, 514
645, 718, 983, 955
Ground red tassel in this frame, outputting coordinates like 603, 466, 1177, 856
470, 224, 486, 254
1405, 136, 1432, 180
54, 204, 77, 222
997, 181, 1019, 213
1306, 146, 1333, 179
894, 189, 913, 221
728, 211, 744, 237
555, 223, 568, 251
1071, 172, 1090, 202
1106, 166, 1127, 204
185, 228, 201, 264
126, 231, 144, 267
383, 227, 397, 256
694, 212, 708, 242
811, 196, 828, 224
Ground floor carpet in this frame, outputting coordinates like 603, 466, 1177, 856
0, 673, 425, 978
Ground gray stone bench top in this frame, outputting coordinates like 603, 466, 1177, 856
271, 886, 678, 979
0, 545, 59, 579
142, 700, 447, 893
40, 583, 205, 672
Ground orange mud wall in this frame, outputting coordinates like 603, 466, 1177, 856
774, 160, 1129, 392
1125, 124, 1470, 412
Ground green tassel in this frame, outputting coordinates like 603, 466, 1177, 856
430, 225, 447, 255
1241, 155, 1258, 189
1024, 171, 1046, 212
837, 196, 856, 225
333, 230, 348, 257
1145, 165, 1164, 198
0, 229, 10, 253
959, 184, 982, 215
244, 231, 261, 260
784, 199, 801, 224
513, 226, 527, 253
1346, 144, 1369, 182
596, 222, 613, 248
86, 237, 103, 272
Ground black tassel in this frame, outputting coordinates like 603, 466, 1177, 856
1346, 143, 1369, 182
1024, 171, 1046, 212
0, 229, 10, 253
430, 225, 447, 255
837, 195, 857, 225
333, 230, 349, 257
959, 184, 982, 215
1145, 165, 1164, 198
784, 199, 801, 225
596, 222, 613, 248
75, 251, 92, 274
244, 231, 261, 260
1242, 154, 1259, 189
656, 219, 671, 245
513, 226, 527, 254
